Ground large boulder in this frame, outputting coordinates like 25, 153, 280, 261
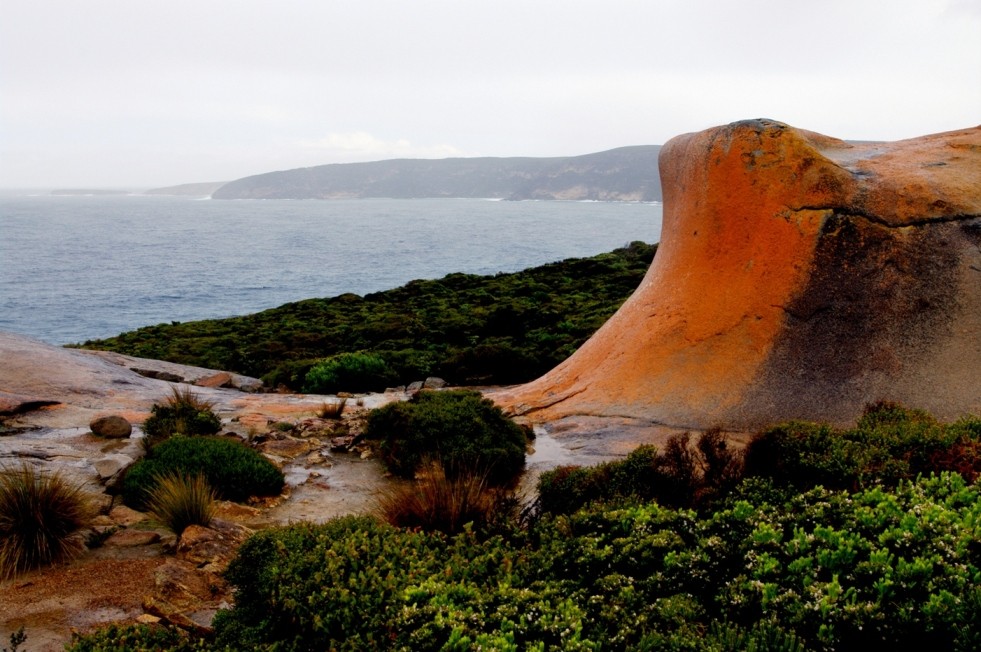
496, 120, 981, 430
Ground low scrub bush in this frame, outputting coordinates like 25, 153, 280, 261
303, 352, 396, 394
0, 464, 93, 579
142, 386, 222, 449
146, 472, 215, 537
537, 430, 742, 515
205, 473, 981, 650
365, 389, 529, 486
121, 435, 283, 509
743, 401, 981, 491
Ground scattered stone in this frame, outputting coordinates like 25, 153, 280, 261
406, 381, 423, 392
136, 614, 162, 625
195, 372, 233, 389
89, 414, 132, 438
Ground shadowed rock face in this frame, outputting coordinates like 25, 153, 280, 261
496, 119, 981, 429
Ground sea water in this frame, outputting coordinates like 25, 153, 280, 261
0, 194, 661, 345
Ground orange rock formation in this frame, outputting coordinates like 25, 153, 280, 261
496, 119, 981, 429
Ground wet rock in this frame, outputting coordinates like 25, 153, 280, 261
89, 414, 132, 438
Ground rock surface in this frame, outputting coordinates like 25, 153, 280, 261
495, 120, 981, 429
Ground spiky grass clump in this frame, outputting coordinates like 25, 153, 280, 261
0, 464, 93, 579
375, 462, 507, 535
317, 397, 347, 420
142, 385, 222, 450
146, 472, 215, 537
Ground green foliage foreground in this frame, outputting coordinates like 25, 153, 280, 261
78, 473, 981, 651
69, 407, 981, 650
77, 242, 657, 390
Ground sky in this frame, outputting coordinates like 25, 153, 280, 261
1, 0, 979, 189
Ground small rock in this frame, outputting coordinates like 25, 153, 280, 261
406, 381, 424, 392
105, 529, 161, 547
136, 614, 162, 625
195, 372, 233, 388
89, 415, 132, 438
423, 377, 447, 389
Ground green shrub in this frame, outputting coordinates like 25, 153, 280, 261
0, 464, 93, 579
365, 389, 529, 485
142, 386, 222, 449
303, 351, 396, 394
146, 472, 215, 537
121, 435, 283, 509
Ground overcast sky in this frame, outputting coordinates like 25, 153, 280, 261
2, 0, 979, 189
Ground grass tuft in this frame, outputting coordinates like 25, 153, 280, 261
142, 385, 222, 450
375, 462, 507, 535
317, 397, 347, 419
0, 464, 93, 579
145, 472, 215, 537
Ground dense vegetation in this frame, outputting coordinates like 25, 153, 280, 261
77, 242, 657, 390
68, 404, 981, 650
365, 389, 532, 485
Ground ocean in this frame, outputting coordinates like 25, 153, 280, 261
0, 194, 662, 345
